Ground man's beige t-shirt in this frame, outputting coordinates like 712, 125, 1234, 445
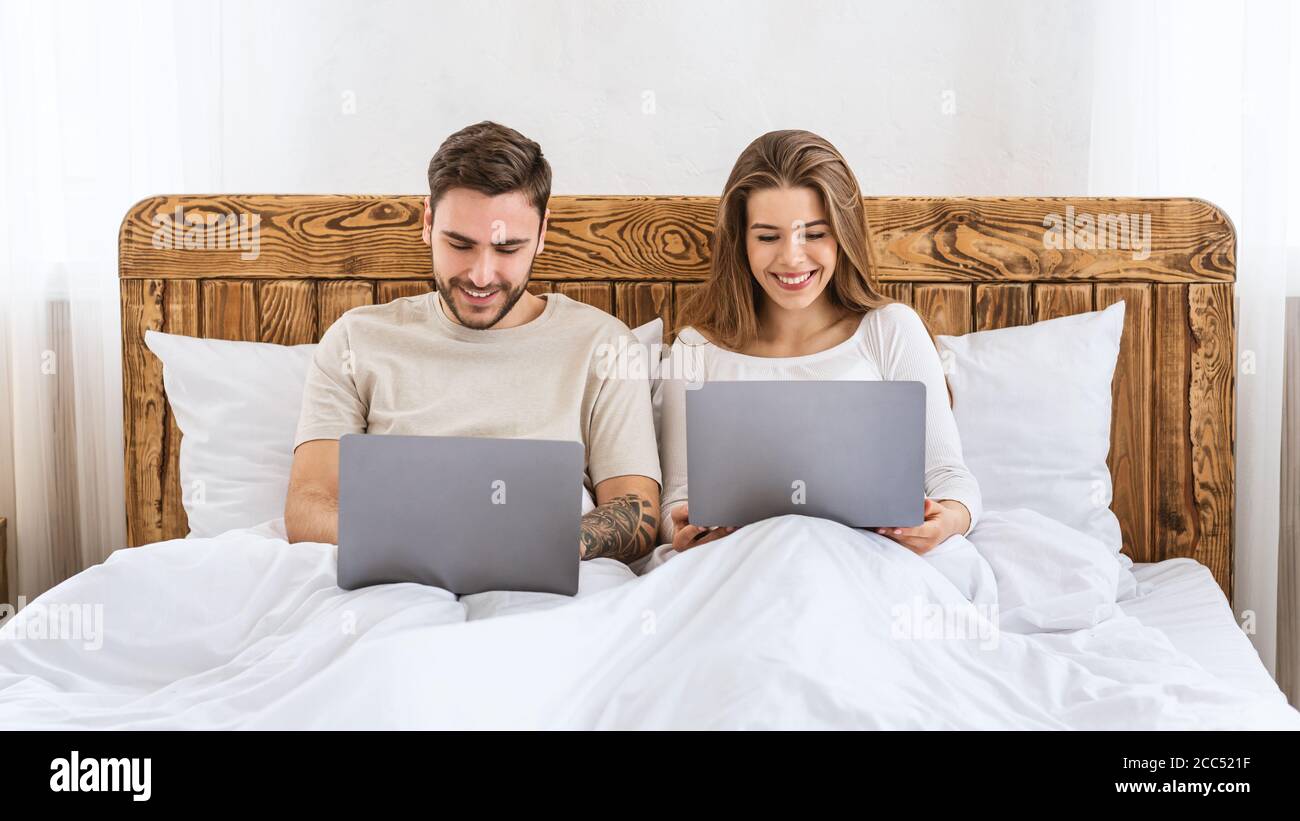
293, 290, 661, 492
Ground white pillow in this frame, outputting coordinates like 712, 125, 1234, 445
144, 330, 315, 538
630, 317, 663, 350
145, 318, 664, 535
937, 301, 1125, 552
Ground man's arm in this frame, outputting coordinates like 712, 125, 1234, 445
580, 474, 660, 563
285, 439, 340, 544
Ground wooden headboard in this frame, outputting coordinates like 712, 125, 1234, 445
119, 195, 1237, 597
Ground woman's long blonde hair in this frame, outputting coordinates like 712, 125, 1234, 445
675, 128, 952, 405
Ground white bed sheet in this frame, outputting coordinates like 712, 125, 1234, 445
1121, 559, 1288, 703
0, 513, 1296, 729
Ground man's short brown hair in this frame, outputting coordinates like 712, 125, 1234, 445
427, 121, 551, 221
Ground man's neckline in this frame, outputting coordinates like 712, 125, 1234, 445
430, 289, 560, 341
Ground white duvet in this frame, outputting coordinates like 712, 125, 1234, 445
0, 510, 1297, 730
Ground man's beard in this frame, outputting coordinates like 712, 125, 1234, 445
436, 275, 531, 330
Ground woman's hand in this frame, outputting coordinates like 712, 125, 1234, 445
873, 498, 969, 555
670, 504, 736, 552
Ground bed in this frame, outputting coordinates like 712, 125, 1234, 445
0, 193, 1294, 729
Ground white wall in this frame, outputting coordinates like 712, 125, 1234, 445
202, 0, 1096, 197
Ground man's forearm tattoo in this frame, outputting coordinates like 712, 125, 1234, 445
580, 493, 659, 563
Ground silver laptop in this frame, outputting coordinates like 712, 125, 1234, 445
685, 380, 926, 529
337, 433, 584, 595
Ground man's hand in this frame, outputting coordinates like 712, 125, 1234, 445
579, 475, 660, 563
669, 503, 735, 552
872, 497, 969, 555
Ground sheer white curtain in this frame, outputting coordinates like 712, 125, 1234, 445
0, 0, 220, 601
1088, 0, 1299, 700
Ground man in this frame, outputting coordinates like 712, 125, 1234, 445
285, 120, 661, 565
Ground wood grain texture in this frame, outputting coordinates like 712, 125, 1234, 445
1150, 283, 1234, 594
201, 280, 257, 341
120, 279, 166, 546
544, 198, 714, 281
318, 280, 374, 335
117, 194, 1238, 596
374, 279, 433, 304
865, 197, 1233, 284
1096, 284, 1153, 562
161, 280, 197, 541
120, 195, 1234, 284
878, 281, 913, 305
1033, 283, 1093, 320
615, 282, 672, 336
669, 282, 706, 342
1153, 285, 1197, 564
259, 280, 317, 344
913, 284, 972, 336
1187, 283, 1235, 600
974, 283, 1031, 330
555, 281, 613, 313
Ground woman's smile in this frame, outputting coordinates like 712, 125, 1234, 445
770, 267, 819, 291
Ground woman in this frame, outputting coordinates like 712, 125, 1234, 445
654, 129, 982, 562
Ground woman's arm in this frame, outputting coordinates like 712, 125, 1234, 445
655, 340, 692, 543
936, 499, 971, 534
868, 304, 984, 539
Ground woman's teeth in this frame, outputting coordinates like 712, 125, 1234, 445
775, 271, 813, 285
